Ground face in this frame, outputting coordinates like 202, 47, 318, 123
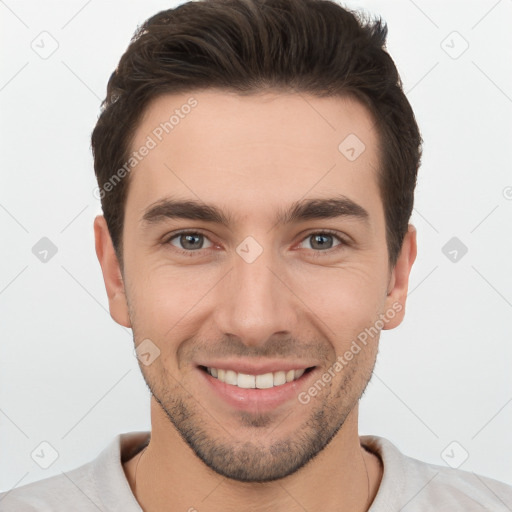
95, 89, 416, 482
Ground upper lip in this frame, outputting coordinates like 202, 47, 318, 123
197, 359, 316, 375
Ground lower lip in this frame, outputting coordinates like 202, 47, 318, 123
197, 366, 317, 412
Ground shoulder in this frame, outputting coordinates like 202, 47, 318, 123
361, 435, 512, 511
0, 431, 147, 512
0, 460, 99, 511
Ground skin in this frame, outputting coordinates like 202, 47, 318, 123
94, 90, 417, 511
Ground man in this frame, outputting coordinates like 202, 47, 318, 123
2, 0, 511, 510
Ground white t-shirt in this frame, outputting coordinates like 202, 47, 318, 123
1, 431, 511, 511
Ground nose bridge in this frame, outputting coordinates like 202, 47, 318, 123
214, 241, 298, 346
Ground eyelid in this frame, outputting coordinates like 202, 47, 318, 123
295, 229, 348, 253
300, 228, 352, 244
164, 229, 215, 249
163, 228, 349, 255
297, 228, 345, 240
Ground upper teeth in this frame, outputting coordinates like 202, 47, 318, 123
207, 367, 306, 389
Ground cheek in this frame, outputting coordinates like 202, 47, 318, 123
128, 250, 388, 346
128, 266, 218, 343
292, 264, 387, 342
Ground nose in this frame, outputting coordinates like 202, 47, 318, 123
212, 244, 300, 348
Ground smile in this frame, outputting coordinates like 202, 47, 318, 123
202, 366, 313, 389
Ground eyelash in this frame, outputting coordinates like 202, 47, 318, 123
163, 229, 348, 258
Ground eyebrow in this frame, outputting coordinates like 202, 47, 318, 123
141, 195, 370, 228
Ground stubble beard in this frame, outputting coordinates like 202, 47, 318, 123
138, 352, 376, 482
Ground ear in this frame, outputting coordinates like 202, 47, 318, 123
93, 215, 131, 328
382, 224, 417, 330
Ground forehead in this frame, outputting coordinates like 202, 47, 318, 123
125, 89, 382, 228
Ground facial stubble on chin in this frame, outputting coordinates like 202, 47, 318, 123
137, 351, 377, 483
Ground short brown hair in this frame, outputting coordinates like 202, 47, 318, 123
91, 0, 422, 271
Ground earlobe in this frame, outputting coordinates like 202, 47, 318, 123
383, 224, 417, 330
93, 215, 131, 328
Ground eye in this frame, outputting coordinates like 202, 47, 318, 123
166, 231, 214, 254
298, 231, 346, 254
163, 229, 348, 258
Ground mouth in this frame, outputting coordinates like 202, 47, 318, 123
197, 364, 318, 413
199, 365, 315, 389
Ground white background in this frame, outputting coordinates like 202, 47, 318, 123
1, 0, 511, 493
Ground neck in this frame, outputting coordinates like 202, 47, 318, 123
124, 401, 383, 512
